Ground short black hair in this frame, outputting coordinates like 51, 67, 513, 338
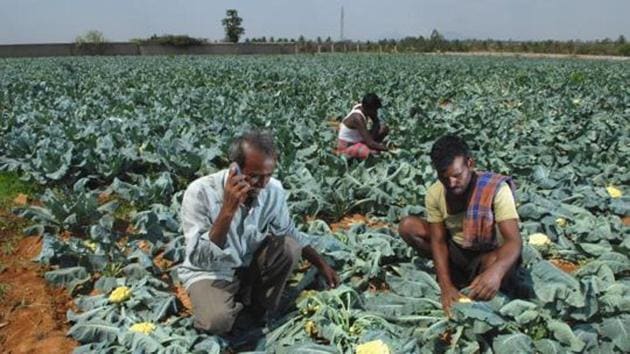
430, 134, 471, 172
228, 131, 278, 167
362, 93, 382, 110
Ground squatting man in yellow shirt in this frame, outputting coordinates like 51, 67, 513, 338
178, 131, 339, 335
399, 134, 523, 314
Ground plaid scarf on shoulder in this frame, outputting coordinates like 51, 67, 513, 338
460, 171, 516, 251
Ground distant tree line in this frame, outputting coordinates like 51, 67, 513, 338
390, 30, 630, 56
74, 29, 630, 56
245, 30, 630, 56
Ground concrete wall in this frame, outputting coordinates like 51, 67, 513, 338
137, 43, 296, 55
0, 44, 74, 57
0, 42, 297, 58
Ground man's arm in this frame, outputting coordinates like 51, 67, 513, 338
425, 185, 462, 314
302, 246, 340, 288
208, 166, 251, 248
346, 114, 387, 151
469, 182, 522, 300
490, 219, 521, 274
430, 222, 463, 314
207, 208, 236, 249
181, 184, 228, 268
181, 168, 251, 269
468, 219, 521, 300
369, 117, 381, 138
268, 187, 340, 288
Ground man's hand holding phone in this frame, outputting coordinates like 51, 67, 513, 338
208, 163, 251, 248
223, 163, 251, 215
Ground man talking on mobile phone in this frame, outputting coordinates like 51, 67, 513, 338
178, 131, 339, 336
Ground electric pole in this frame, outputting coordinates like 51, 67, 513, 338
340, 6, 344, 42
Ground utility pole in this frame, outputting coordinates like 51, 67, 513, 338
340, 6, 344, 42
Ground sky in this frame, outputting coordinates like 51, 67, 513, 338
0, 0, 628, 44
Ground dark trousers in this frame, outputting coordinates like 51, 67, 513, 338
188, 236, 301, 335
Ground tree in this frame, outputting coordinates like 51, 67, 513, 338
222, 9, 245, 43
75, 30, 106, 45
617, 35, 626, 45
429, 29, 445, 48
75, 30, 107, 55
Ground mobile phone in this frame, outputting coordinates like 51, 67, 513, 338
232, 162, 241, 175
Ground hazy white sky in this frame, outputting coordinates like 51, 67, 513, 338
1, 0, 628, 44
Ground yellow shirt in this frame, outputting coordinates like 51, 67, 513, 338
425, 180, 519, 246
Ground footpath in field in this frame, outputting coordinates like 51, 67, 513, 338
0, 195, 77, 354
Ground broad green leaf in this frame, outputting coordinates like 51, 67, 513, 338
68, 320, 120, 343
533, 339, 564, 354
547, 320, 585, 352
599, 315, 630, 352
531, 261, 584, 308
45, 266, 90, 293
493, 333, 534, 354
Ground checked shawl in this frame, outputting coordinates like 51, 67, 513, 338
460, 171, 516, 251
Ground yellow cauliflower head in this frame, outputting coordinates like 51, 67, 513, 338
356, 339, 391, 354
606, 186, 622, 199
129, 322, 156, 335
304, 320, 318, 337
109, 286, 132, 303
555, 218, 567, 228
83, 240, 97, 252
528, 233, 551, 246
458, 295, 472, 303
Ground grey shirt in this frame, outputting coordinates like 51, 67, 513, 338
177, 169, 311, 289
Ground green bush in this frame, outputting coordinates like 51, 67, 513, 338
74, 30, 108, 55
617, 44, 630, 56
138, 34, 207, 47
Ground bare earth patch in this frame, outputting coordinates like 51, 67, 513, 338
550, 258, 580, 274
329, 213, 391, 233
0, 210, 77, 354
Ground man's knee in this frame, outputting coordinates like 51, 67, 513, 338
398, 216, 414, 239
398, 216, 429, 242
193, 307, 237, 335
188, 279, 240, 335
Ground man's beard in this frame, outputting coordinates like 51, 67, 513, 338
447, 186, 465, 195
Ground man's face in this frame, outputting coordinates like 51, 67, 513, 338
241, 143, 276, 200
437, 156, 474, 196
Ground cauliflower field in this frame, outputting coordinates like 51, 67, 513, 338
0, 54, 628, 353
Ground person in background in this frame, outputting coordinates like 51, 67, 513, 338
336, 93, 389, 159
